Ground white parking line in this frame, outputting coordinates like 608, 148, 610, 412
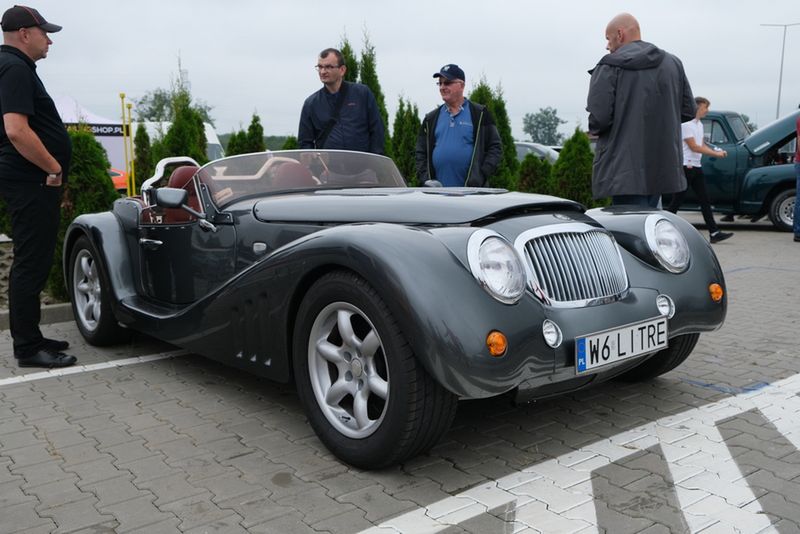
0, 349, 188, 388
360, 372, 800, 533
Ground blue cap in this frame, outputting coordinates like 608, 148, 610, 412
433, 64, 465, 82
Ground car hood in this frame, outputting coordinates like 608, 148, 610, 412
743, 109, 800, 155
252, 188, 583, 225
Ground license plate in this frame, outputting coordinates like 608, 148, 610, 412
575, 317, 668, 374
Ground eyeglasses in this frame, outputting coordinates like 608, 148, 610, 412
436, 80, 461, 87
315, 64, 342, 71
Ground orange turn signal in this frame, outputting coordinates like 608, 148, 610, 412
709, 283, 724, 303
486, 331, 508, 357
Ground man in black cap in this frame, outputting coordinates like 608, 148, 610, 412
415, 63, 501, 187
0, 5, 75, 368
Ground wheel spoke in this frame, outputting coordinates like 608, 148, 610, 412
353, 388, 370, 428
92, 300, 102, 322
81, 299, 94, 320
365, 374, 388, 399
360, 329, 380, 358
76, 280, 92, 295
316, 340, 345, 365
80, 256, 92, 278
325, 378, 353, 406
336, 310, 358, 348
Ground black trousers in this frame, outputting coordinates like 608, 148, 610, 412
666, 166, 719, 233
0, 180, 61, 357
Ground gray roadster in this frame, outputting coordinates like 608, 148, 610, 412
64, 150, 727, 469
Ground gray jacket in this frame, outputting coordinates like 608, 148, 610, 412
587, 41, 696, 199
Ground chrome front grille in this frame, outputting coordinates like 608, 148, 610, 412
516, 224, 629, 306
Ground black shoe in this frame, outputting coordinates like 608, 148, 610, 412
17, 349, 77, 369
710, 231, 734, 243
42, 337, 69, 352
720, 214, 734, 222
794, 235, 800, 242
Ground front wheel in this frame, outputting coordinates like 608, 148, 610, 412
68, 235, 127, 345
293, 271, 458, 469
616, 333, 700, 382
767, 189, 795, 232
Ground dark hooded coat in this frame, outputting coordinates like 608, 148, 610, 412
586, 40, 696, 199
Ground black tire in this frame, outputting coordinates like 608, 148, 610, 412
767, 189, 795, 232
293, 270, 458, 469
616, 333, 700, 382
68, 235, 127, 345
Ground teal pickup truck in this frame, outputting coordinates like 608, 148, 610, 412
680, 109, 798, 231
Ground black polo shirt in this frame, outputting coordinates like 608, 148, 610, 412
0, 45, 71, 182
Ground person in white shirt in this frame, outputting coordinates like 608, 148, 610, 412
666, 96, 733, 243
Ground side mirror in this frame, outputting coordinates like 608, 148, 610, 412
423, 179, 443, 188
154, 187, 189, 208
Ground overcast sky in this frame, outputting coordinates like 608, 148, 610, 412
27, 0, 800, 140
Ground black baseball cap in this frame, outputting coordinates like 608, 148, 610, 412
1, 5, 61, 32
433, 64, 465, 82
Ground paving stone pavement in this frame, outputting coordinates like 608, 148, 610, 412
0, 214, 798, 533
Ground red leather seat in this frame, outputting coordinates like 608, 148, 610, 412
273, 161, 316, 189
159, 165, 201, 224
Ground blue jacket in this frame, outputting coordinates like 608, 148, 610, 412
298, 81, 385, 154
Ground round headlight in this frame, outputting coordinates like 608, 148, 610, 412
467, 231, 526, 304
645, 216, 690, 273
656, 294, 675, 318
542, 320, 563, 348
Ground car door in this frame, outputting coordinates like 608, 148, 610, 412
138, 178, 237, 304
696, 117, 739, 209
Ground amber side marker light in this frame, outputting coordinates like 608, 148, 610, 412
486, 331, 508, 357
709, 283, 724, 303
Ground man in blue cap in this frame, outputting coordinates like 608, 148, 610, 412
415, 64, 502, 187
0, 5, 75, 368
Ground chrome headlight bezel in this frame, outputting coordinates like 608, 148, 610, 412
467, 230, 527, 304
644, 215, 691, 273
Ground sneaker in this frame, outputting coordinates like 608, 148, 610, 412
794, 235, 800, 242
710, 231, 733, 243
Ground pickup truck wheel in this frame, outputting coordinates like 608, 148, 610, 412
615, 333, 699, 382
68, 236, 127, 345
767, 189, 795, 232
293, 271, 458, 469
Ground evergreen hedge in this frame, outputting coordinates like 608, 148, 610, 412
549, 127, 607, 208
468, 82, 518, 191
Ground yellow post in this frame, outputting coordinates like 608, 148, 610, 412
119, 92, 130, 196
126, 102, 136, 195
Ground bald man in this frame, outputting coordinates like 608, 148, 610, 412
586, 13, 696, 208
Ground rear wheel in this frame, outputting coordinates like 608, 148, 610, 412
293, 271, 458, 469
767, 189, 795, 232
616, 333, 699, 382
68, 236, 127, 345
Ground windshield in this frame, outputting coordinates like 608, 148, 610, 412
727, 114, 751, 142
198, 150, 407, 207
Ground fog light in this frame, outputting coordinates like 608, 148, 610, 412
709, 283, 724, 303
656, 294, 675, 318
486, 331, 508, 357
542, 320, 563, 348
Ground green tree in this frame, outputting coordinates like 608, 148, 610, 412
339, 37, 359, 83
468, 80, 518, 190
549, 127, 602, 208
358, 32, 392, 157
224, 130, 247, 156
133, 123, 153, 192
741, 113, 757, 132
50, 128, 120, 300
391, 96, 421, 185
135, 87, 214, 126
160, 89, 208, 164
517, 153, 552, 195
281, 135, 299, 150
522, 107, 566, 145
244, 113, 266, 153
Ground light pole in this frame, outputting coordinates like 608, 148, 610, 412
761, 22, 800, 119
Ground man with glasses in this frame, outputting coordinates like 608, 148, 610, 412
298, 48, 384, 154
0, 5, 75, 368
415, 64, 501, 187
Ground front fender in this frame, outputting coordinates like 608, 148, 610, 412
64, 212, 137, 314
741, 165, 795, 213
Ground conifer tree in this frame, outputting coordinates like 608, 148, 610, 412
549, 127, 602, 207
245, 113, 266, 153
133, 123, 153, 192
517, 153, 552, 195
391, 97, 421, 185
339, 37, 359, 83
468, 81, 518, 190
161, 89, 208, 164
281, 136, 299, 150
358, 32, 392, 157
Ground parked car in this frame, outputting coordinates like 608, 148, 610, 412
678, 109, 798, 231
64, 150, 727, 469
514, 141, 560, 164
108, 168, 128, 194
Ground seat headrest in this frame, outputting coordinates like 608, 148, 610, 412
167, 166, 199, 190
273, 161, 315, 189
